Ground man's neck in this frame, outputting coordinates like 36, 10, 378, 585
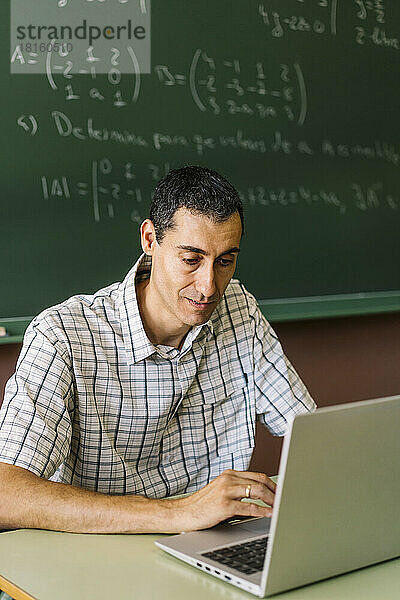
135, 279, 190, 350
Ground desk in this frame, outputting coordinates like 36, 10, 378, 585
0, 529, 399, 600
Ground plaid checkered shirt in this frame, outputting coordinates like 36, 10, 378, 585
0, 254, 315, 497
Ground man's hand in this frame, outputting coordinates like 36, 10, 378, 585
174, 469, 276, 531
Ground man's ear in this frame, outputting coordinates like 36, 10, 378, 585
140, 219, 157, 255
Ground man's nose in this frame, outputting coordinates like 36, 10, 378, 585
196, 265, 217, 298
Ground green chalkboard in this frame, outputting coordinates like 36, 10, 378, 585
1, 0, 400, 322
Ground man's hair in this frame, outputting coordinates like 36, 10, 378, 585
149, 165, 244, 243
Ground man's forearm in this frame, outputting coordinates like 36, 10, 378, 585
0, 464, 275, 534
0, 463, 182, 534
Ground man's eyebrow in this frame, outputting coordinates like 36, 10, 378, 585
177, 245, 240, 257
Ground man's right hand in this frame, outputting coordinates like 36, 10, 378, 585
173, 469, 276, 531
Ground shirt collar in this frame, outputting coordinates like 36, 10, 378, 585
116, 253, 214, 365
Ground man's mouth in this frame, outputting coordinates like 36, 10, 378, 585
187, 298, 213, 309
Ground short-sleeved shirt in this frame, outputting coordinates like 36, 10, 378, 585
0, 254, 316, 498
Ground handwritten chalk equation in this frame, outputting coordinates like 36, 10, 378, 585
156, 51, 308, 126
40, 160, 172, 223
240, 182, 399, 214
11, 39, 308, 125
39, 157, 399, 225
258, 0, 338, 37
11, 42, 142, 108
354, 0, 398, 50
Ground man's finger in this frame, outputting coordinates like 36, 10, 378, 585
230, 499, 273, 519
229, 479, 275, 506
232, 470, 277, 492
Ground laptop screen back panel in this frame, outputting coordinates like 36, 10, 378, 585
262, 396, 400, 596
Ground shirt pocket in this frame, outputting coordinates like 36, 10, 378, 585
181, 370, 255, 458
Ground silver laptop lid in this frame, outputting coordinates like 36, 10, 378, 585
263, 395, 400, 596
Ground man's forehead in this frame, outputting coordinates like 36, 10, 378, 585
177, 244, 240, 257
167, 208, 242, 252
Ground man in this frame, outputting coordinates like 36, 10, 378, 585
0, 166, 315, 534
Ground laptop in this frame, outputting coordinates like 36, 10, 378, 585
155, 395, 400, 597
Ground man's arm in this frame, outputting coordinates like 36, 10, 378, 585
0, 463, 274, 533
248, 292, 316, 435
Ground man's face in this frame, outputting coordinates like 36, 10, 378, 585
142, 208, 242, 329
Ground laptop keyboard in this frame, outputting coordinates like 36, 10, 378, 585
202, 536, 269, 575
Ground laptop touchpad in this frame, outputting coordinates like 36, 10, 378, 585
236, 517, 271, 535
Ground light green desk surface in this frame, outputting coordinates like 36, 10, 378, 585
0, 528, 399, 600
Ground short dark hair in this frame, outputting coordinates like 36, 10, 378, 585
149, 165, 244, 243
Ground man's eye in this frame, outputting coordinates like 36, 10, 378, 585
182, 258, 199, 265
218, 258, 234, 267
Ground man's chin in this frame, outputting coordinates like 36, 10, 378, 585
178, 297, 218, 327
183, 306, 216, 326
184, 313, 212, 327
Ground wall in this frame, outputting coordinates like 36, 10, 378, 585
1, 312, 400, 475
250, 312, 400, 473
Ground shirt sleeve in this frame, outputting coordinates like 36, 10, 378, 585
0, 321, 74, 479
249, 297, 316, 437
